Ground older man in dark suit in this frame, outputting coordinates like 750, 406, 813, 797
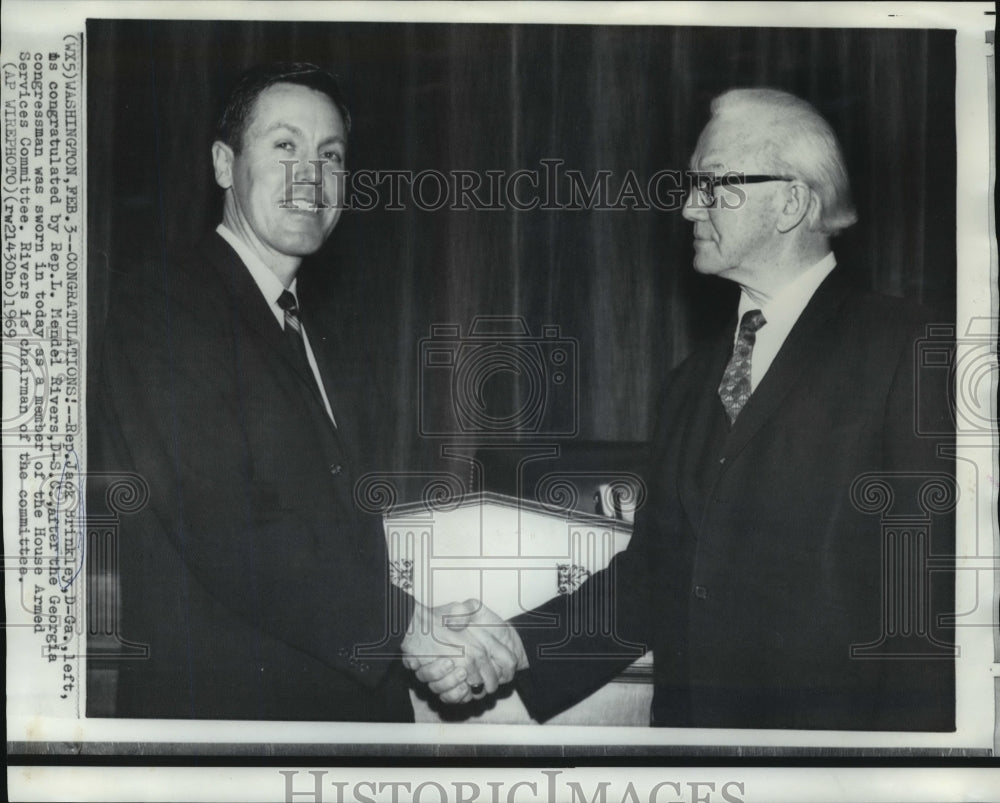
90, 62, 519, 721
415, 88, 955, 732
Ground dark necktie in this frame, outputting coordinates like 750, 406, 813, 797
718, 309, 767, 424
277, 290, 316, 386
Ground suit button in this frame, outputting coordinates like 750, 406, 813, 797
329, 464, 343, 477
694, 585, 708, 599
718, 457, 726, 465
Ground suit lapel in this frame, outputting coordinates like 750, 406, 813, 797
298, 305, 363, 468
194, 233, 369, 522
206, 233, 342, 440
675, 331, 734, 533
206, 233, 286, 354
719, 269, 854, 462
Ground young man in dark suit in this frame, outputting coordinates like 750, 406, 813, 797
415, 89, 955, 732
91, 63, 519, 721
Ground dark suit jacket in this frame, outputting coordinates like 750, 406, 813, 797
514, 268, 955, 731
90, 233, 414, 721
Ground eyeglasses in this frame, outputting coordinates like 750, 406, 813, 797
687, 172, 795, 206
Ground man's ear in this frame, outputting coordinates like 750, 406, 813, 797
212, 141, 234, 190
775, 181, 815, 233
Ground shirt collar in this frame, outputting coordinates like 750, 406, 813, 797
216, 223, 298, 311
737, 252, 837, 334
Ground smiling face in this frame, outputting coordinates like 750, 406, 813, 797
682, 113, 784, 284
212, 82, 347, 279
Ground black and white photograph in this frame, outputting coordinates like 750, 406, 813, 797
3, 2, 997, 801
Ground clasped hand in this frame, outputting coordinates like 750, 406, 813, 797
402, 599, 527, 704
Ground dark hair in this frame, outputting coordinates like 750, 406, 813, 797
216, 62, 352, 153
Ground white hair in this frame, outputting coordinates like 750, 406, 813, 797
709, 88, 858, 235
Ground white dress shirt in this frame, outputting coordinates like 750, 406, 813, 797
216, 224, 337, 425
735, 252, 837, 391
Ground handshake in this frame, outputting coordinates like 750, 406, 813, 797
401, 600, 529, 704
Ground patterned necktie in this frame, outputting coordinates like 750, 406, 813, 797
718, 309, 767, 424
277, 290, 315, 383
